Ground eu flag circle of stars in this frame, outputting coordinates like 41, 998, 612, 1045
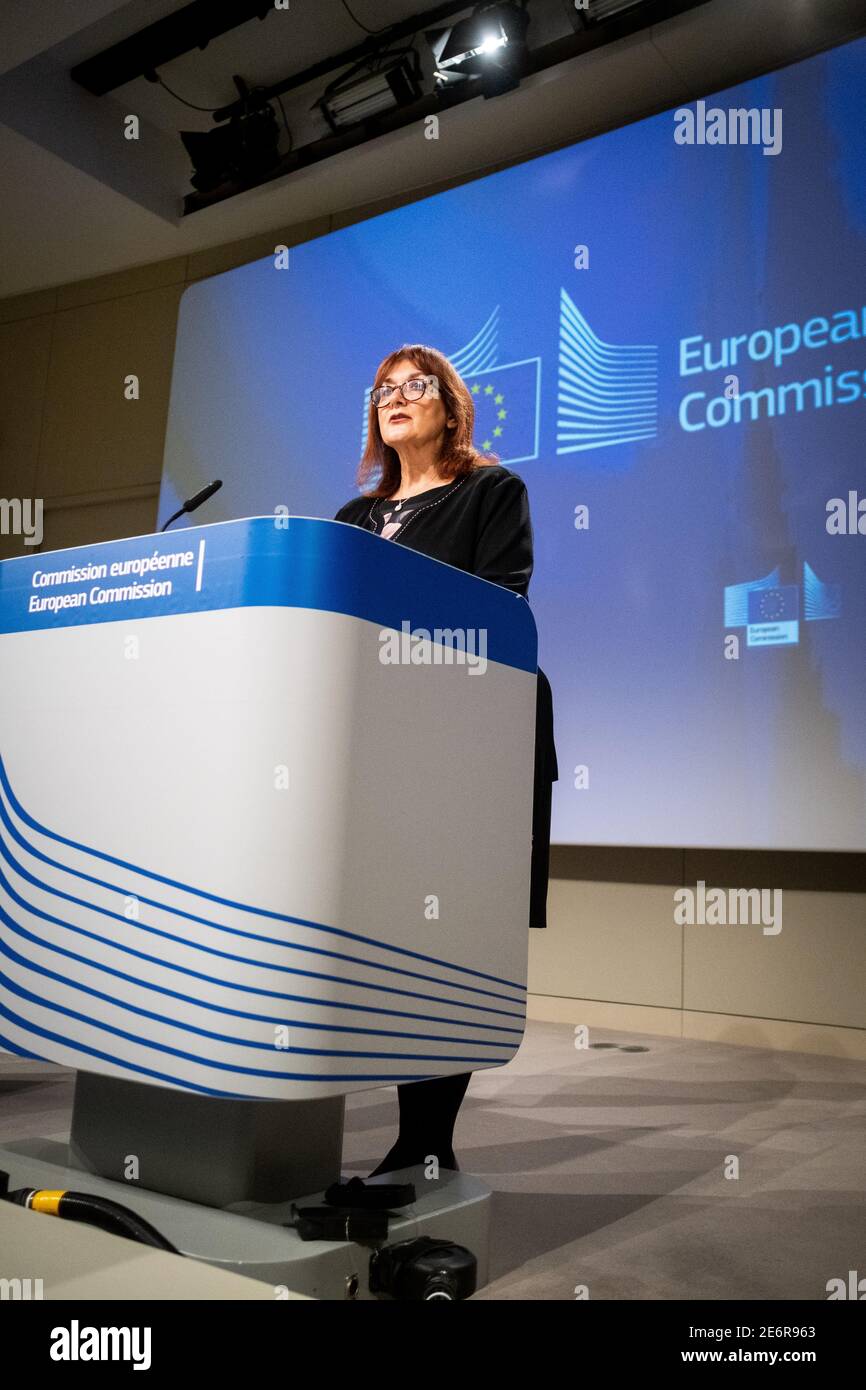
468, 379, 507, 454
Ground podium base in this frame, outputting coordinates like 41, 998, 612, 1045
0, 1125, 491, 1300
68, 1072, 347, 1208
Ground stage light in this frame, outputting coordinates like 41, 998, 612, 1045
427, 3, 531, 95
180, 103, 280, 193
477, 30, 508, 56
316, 53, 424, 133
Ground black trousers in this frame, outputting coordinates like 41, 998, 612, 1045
393, 1071, 472, 1156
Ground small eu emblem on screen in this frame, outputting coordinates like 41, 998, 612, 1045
746, 585, 800, 647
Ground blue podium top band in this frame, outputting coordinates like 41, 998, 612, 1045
0, 516, 538, 674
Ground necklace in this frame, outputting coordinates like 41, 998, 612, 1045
366, 475, 467, 537
387, 477, 449, 511
378, 497, 409, 517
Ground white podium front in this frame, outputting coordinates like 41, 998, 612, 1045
0, 515, 538, 1296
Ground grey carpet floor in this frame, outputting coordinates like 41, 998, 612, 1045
2, 1021, 864, 1300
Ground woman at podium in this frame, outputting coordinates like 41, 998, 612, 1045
335, 344, 557, 1178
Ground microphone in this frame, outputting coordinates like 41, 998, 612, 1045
160, 480, 222, 532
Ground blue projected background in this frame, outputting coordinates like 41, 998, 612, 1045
159, 38, 866, 852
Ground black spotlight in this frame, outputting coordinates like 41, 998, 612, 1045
428, 2, 530, 97
181, 103, 281, 193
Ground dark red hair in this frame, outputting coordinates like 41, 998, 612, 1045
356, 344, 499, 497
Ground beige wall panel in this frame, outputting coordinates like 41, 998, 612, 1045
0, 314, 53, 510
0, 288, 57, 325
681, 1010, 866, 1061
0, 525, 42, 562
39, 492, 158, 552
37, 284, 184, 498
530, 878, 683, 1008
527, 994, 683, 1038
683, 888, 866, 1029
527, 996, 866, 1060
56, 258, 188, 311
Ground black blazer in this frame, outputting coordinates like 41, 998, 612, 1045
335, 463, 557, 928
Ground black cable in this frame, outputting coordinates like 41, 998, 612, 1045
339, 0, 395, 36
153, 69, 291, 151
274, 91, 293, 150
151, 71, 225, 112
151, 5, 421, 147
5, 1185, 181, 1254
59, 1193, 181, 1254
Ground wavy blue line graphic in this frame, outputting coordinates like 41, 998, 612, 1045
449, 306, 500, 377
0, 755, 523, 994
0, 755, 527, 1091
1, 921, 520, 1044
803, 561, 842, 621
0, 1001, 445, 1095
0, 1009, 260, 1098
0, 878, 523, 1029
0, 816, 523, 1018
0, 961, 511, 1069
556, 289, 659, 453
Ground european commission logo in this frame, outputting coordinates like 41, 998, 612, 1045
360, 306, 540, 465
556, 288, 659, 453
747, 585, 799, 646
724, 563, 841, 647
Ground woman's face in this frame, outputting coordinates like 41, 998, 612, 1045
377, 357, 454, 454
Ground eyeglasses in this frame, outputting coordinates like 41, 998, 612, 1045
371, 374, 440, 408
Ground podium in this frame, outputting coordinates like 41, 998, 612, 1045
0, 516, 538, 1296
